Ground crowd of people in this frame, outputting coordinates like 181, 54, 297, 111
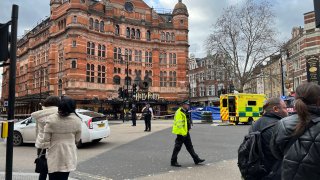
240, 82, 320, 180
30, 82, 320, 180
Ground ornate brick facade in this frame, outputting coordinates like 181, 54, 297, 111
1, 0, 189, 115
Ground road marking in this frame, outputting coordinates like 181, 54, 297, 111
73, 171, 112, 180
187, 167, 193, 169
168, 170, 175, 173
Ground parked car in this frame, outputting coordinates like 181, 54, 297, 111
12, 109, 111, 147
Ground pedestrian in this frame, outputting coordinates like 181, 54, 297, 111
248, 97, 288, 180
31, 96, 60, 180
142, 103, 153, 132
131, 104, 137, 126
270, 83, 320, 180
171, 100, 205, 167
43, 96, 82, 180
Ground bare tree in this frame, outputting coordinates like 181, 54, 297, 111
206, 0, 279, 92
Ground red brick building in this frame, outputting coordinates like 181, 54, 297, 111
1, 0, 189, 115
285, 11, 320, 93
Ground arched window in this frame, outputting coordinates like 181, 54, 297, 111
129, 49, 132, 61
172, 72, 176, 87
115, 25, 120, 35
161, 32, 165, 42
113, 75, 121, 85
146, 30, 151, 41
89, 18, 93, 29
98, 44, 102, 57
171, 32, 175, 42
131, 28, 135, 39
113, 47, 117, 59
87, 42, 90, 55
148, 70, 152, 76
86, 64, 90, 82
118, 48, 122, 60
129, 69, 132, 75
98, 65, 106, 83
126, 27, 130, 38
94, 19, 99, 31
118, 68, 121, 73
90, 64, 95, 82
90, 43, 95, 55
102, 45, 106, 57
100, 21, 104, 32
173, 53, 176, 64
58, 79, 63, 97
166, 32, 170, 42
136, 29, 141, 39
114, 67, 117, 73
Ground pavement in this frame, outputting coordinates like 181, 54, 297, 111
0, 119, 247, 180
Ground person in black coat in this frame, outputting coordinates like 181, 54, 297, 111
271, 82, 320, 180
131, 104, 137, 126
248, 97, 288, 180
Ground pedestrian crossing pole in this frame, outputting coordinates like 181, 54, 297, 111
4, 4, 18, 180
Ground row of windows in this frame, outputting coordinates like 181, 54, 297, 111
86, 42, 106, 57
115, 25, 151, 41
112, 76, 153, 86
161, 32, 175, 43
58, 19, 66, 30
160, 71, 177, 87
113, 47, 153, 63
160, 53, 177, 64
89, 18, 104, 32
86, 64, 106, 83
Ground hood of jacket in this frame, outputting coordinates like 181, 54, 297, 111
31, 106, 58, 123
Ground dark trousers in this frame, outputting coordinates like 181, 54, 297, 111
49, 172, 70, 180
171, 133, 199, 162
132, 117, 136, 126
144, 117, 151, 131
37, 149, 47, 180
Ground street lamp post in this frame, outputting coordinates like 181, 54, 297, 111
280, 50, 285, 96
120, 55, 130, 122
39, 66, 42, 108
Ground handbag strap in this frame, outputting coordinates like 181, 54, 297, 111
38, 149, 46, 158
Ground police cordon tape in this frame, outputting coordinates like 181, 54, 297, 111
0, 120, 16, 139
152, 114, 175, 119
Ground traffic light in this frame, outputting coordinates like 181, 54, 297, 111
118, 87, 123, 98
132, 84, 137, 96
0, 23, 10, 62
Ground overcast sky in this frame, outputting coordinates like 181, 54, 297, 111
0, 0, 314, 58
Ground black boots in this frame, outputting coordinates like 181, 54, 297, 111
171, 161, 182, 167
194, 158, 205, 165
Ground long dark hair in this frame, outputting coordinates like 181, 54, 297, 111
58, 96, 76, 117
294, 82, 320, 135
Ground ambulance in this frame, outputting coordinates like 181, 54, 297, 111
220, 93, 266, 125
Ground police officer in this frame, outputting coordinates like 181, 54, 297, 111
171, 100, 205, 167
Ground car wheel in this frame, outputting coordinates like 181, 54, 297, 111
13, 131, 23, 146
76, 140, 83, 148
92, 138, 102, 143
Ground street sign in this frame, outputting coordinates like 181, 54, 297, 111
3, 101, 8, 107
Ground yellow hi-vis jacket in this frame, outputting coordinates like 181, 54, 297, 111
172, 108, 188, 136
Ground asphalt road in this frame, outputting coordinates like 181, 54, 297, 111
72, 124, 248, 180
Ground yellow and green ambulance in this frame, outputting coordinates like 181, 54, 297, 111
220, 93, 266, 125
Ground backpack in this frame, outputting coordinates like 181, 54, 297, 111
237, 123, 276, 180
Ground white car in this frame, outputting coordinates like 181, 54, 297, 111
12, 109, 111, 147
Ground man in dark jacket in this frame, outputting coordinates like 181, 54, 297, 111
249, 97, 288, 179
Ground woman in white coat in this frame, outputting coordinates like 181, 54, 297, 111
31, 96, 60, 180
43, 96, 82, 180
